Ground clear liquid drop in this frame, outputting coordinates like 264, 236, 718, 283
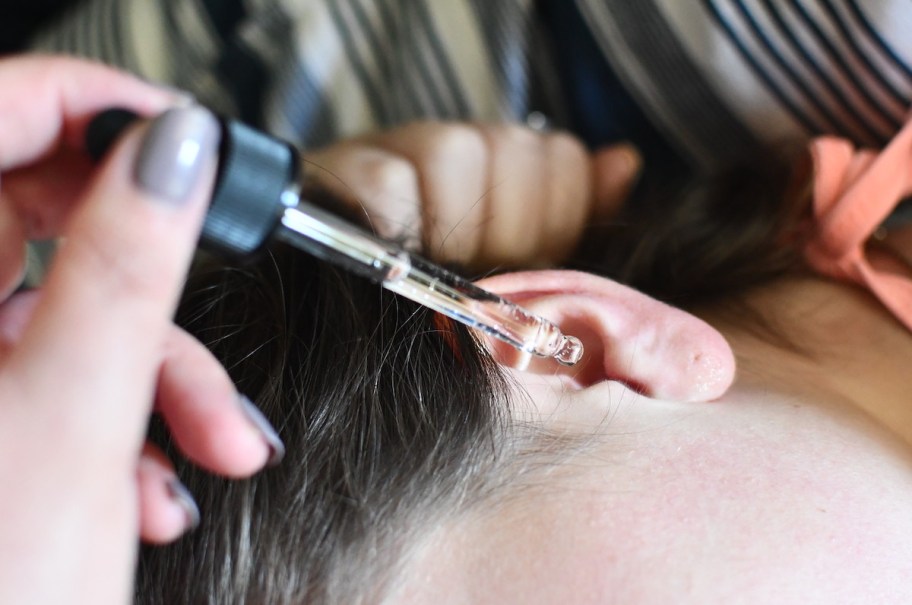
553, 335, 584, 366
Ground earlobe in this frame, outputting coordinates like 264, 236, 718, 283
475, 270, 736, 402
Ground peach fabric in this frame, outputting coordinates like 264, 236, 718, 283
804, 121, 912, 331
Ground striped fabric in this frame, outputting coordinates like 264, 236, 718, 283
31, 0, 912, 171
578, 0, 912, 169
700, 0, 912, 144
33, 0, 558, 145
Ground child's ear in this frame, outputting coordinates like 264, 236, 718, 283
475, 270, 736, 402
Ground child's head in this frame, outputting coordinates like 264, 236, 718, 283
136, 142, 907, 603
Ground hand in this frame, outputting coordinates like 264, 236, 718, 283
302, 121, 641, 271
0, 55, 282, 604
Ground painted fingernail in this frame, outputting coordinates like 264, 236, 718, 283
166, 477, 200, 532
238, 395, 285, 466
134, 105, 220, 203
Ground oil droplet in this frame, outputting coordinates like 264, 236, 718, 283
553, 335, 583, 366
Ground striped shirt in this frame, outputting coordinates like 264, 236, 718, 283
31, 0, 912, 175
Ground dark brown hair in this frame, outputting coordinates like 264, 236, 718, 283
574, 148, 812, 340
136, 188, 517, 604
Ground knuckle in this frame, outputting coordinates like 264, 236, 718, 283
357, 153, 419, 198
420, 123, 487, 165
546, 131, 588, 164
485, 123, 541, 157
343, 153, 421, 242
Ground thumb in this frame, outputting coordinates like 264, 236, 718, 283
5, 106, 220, 449
591, 143, 642, 220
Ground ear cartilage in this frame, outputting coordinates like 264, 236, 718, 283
86, 108, 583, 366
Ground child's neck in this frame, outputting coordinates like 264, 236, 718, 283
714, 276, 912, 446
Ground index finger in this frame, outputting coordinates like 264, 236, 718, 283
0, 54, 179, 170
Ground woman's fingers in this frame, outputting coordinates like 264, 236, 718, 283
157, 327, 284, 477
1, 146, 98, 240
137, 443, 199, 544
0, 55, 177, 170
0, 104, 219, 604
0, 290, 274, 544
1, 107, 220, 461
0, 56, 184, 244
0, 287, 281, 478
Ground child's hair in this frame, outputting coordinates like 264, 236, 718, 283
576, 148, 808, 307
136, 150, 809, 604
574, 147, 811, 342
137, 187, 519, 603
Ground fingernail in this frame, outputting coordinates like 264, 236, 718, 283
238, 394, 285, 466
134, 106, 220, 203
166, 477, 200, 532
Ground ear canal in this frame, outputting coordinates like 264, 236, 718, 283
475, 270, 736, 402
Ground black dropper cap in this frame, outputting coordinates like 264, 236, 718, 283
85, 108, 298, 258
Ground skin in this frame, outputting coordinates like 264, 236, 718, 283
391, 274, 912, 604
307, 122, 912, 601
